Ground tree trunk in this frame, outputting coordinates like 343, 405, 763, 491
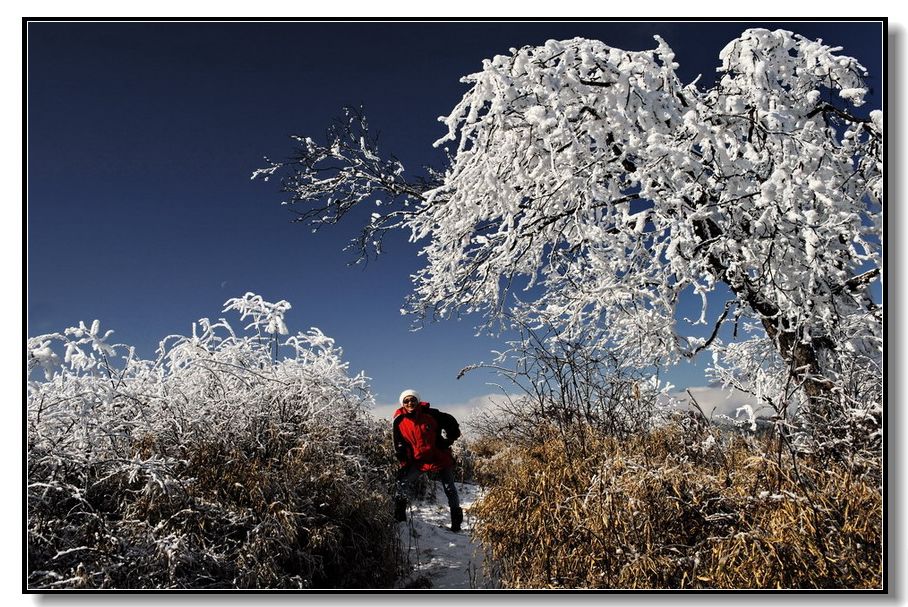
694, 215, 834, 409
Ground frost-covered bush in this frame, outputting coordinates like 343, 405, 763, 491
708, 321, 882, 480
463, 311, 666, 454
27, 294, 400, 589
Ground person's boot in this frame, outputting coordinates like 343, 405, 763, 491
394, 498, 407, 522
450, 506, 463, 532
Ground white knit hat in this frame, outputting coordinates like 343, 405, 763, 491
399, 389, 420, 405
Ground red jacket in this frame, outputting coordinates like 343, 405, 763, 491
392, 402, 461, 472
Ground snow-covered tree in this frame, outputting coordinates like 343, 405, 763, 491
256, 28, 882, 415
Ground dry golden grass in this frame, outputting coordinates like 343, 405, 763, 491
471, 421, 881, 589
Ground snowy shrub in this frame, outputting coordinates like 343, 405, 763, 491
27, 294, 401, 589
463, 311, 665, 454
472, 421, 881, 589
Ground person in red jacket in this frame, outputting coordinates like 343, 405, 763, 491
392, 389, 463, 532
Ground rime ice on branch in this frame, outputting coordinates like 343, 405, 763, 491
257, 28, 882, 416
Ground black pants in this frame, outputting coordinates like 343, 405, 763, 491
395, 465, 460, 509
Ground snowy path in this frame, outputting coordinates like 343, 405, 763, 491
395, 481, 499, 589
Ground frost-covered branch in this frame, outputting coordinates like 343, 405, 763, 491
253, 106, 442, 259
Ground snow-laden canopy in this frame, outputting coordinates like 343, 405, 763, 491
418, 29, 880, 365
258, 28, 882, 408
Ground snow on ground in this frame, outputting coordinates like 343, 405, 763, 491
395, 481, 499, 589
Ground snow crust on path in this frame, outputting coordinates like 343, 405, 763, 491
396, 481, 499, 589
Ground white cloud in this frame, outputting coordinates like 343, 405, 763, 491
663, 385, 771, 421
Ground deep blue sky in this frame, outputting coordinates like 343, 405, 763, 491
26, 20, 883, 411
